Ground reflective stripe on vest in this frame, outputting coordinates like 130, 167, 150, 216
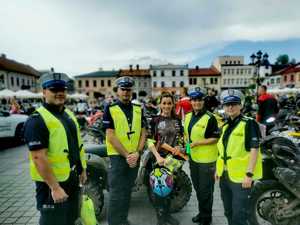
216, 118, 262, 183
184, 112, 218, 163
106, 104, 142, 156
29, 106, 86, 182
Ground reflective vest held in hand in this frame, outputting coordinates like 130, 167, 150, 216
106, 104, 142, 156
216, 117, 262, 183
184, 112, 218, 163
29, 106, 86, 182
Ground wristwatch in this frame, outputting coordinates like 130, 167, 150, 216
246, 172, 254, 178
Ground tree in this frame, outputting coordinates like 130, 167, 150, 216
275, 54, 289, 65
290, 58, 297, 65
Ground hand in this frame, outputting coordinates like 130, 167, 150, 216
242, 176, 253, 189
156, 155, 165, 166
51, 185, 69, 203
174, 146, 181, 155
214, 172, 219, 181
79, 169, 87, 186
190, 141, 200, 148
126, 152, 139, 168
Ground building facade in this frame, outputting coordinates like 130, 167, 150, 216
280, 63, 300, 88
150, 63, 189, 97
74, 69, 118, 98
0, 54, 40, 92
188, 66, 221, 93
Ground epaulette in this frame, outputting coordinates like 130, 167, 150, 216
206, 111, 214, 118
241, 115, 253, 122
132, 103, 142, 107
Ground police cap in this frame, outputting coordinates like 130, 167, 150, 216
220, 89, 244, 105
40, 72, 70, 89
115, 76, 135, 88
188, 87, 206, 100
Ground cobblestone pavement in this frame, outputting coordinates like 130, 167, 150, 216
0, 144, 228, 225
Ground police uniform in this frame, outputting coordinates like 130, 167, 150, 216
184, 88, 219, 225
103, 77, 146, 225
217, 90, 262, 225
24, 72, 86, 225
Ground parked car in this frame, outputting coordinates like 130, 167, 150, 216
0, 111, 28, 140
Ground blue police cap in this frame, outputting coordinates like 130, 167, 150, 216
115, 76, 135, 88
40, 72, 70, 89
188, 87, 206, 100
221, 89, 244, 105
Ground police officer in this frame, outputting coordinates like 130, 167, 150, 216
24, 72, 87, 225
216, 89, 262, 225
103, 76, 147, 225
184, 87, 219, 225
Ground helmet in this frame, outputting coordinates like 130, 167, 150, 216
40, 72, 70, 89
115, 76, 135, 88
220, 89, 244, 105
188, 87, 206, 100
149, 167, 173, 197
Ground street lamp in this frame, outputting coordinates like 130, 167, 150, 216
250, 50, 269, 102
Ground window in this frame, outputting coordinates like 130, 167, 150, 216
172, 70, 176, 76
223, 79, 226, 85
161, 70, 165, 77
93, 80, 97, 87
17, 77, 20, 86
161, 81, 165, 87
214, 78, 218, 84
284, 76, 287, 82
270, 79, 274, 84
189, 78, 193, 85
153, 81, 157, 88
231, 69, 234, 74
277, 78, 280, 84
238, 61, 240, 64
153, 71, 157, 77
225, 61, 228, 64
193, 78, 197, 85
249, 69, 252, 74
172, 81, 176, 87
291, 74, 294, 82
101, 80, 104, 87
234, 61, 236, 64
223, 69, 226, 75
78, 80, 82, 88
108, 80, 111, 87
180, 81, 184, 87
27, 80, 30, 85
237, 69, 239, 75
144, 82, 147, 87
210, 78, 214, 84
180, 70, 184, 76
11, 77, 14, 86
85, 80, 89, 87
240, 69, 243, 75
22, 79, 25, 85
230, 61, 232, 64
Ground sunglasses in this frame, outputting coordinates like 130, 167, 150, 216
120, 87, 132, 91
48, 87, 67, 93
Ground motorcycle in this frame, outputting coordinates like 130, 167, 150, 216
83, 143, 192, 222
249, 135, 300, 225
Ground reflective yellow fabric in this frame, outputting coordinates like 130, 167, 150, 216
216, 118, 262, 183
184, 112, 218, 163
30, 106, 86, 182
106, 105, 142, 156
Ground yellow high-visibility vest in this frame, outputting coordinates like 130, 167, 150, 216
184, 112, 218, 163
29, 106, 86, 182
106, 104, 142, 156
216, 117, 262, 183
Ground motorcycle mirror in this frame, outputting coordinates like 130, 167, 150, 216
266, 117, 275, 123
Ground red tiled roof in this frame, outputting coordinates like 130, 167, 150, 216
0, 54, 40, 77
119, 69, 150, 77
189, 66, 221, 76
281, 63, 300, 74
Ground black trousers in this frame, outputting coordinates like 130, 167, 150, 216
36, 171, 80, 225
219, 172, 251, 225
107, 155, 139, 225
189, 160, 215, 222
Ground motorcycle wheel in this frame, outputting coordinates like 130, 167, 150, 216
147, 169, 192, 213
249, 180, 295, 225
85, 163, 105, 222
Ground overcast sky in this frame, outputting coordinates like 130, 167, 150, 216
1, 0, 300, 76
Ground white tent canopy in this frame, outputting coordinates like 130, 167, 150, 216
268, 87, 300, 94
69, 93, 88, 99
0, 89, 16, 97
15, 90, 40, 98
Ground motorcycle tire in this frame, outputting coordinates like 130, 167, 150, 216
147, 169, 192, 213
85, 162, 105, 222
249, 180, 295, 225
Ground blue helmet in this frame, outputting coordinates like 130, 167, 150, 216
188, 87, 206, 100
149, 168, 173, 197
220, 89, 244, 105
40, 72, 70, 89
115, 76, 135, 88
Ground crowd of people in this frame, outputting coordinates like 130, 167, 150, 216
20, 71, 299, 225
